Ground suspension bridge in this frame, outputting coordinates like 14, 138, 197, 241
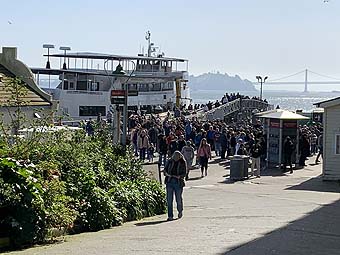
252, 69, 340, 92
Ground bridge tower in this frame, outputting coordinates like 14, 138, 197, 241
304, 69, 308, 93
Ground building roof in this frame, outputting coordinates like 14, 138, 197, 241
314, 97, 340, 108
257, 109, 309, 120
0, 47, 52, 106
47, 52, 187, 62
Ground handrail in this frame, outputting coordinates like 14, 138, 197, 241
203, 99, 272, 121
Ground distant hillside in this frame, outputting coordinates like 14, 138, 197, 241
189, 72, 257, 91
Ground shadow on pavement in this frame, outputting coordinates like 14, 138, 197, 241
218, 179, 236, 184
286, 175, 340, 193
134, 219, 168, 226
187, 176, 202, 181
220, 199, 340, 255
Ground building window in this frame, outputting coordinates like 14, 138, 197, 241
79, 106, 106, 116
336, 134, 340, 155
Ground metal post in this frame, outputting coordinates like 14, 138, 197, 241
260, 80, 263, 100
122, 61, 136, 147
122, 83, 128, 146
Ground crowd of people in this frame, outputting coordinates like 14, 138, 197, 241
80, 98, 323, 221
126, 110, 323, 220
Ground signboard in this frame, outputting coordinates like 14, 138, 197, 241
111, 90, 126, 97
111, 97, 125, 105
283, 121, 297, 129
270, 120, 280, 128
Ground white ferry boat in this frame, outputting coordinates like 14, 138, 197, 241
31, 33, 190, 120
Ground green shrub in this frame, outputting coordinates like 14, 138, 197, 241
0, 125, 166, 249
76, 187, 122, 231
0, 158, 45, 248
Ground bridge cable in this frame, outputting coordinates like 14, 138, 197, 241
308, 70, 340, 81
266, 70, 305, 82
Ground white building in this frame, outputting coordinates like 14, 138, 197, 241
315, 97, 340, 181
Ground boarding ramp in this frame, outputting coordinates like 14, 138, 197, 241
204, 98, 272, 121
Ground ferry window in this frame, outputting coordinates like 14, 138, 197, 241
91, 82, 99, 91
162, 82, 173, 91
69, 82, 74, 90
139, 84, 149, 92
128, 84, 137, 90
77, 81, 87, 90
79, 106, 106, 116
63, 81, 69, 90
336, 134, 340, 155
154, 83, 161, 91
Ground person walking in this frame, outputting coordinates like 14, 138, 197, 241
283, 136, 295, 173
181, 141, 195, 180
299, 134, 310, 167
158, 133, 168, 167
164, 151, 187, 221
197, 138, 212, 177
230, 132, 237, 155
220, 129, 229, 159
214, 128, 222, 157
250, 141, 262, 177
315, 133, 323, 164
137, 130, 149, 161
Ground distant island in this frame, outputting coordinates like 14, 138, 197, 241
189, 72, 257, 92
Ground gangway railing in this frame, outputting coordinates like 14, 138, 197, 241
202, 99, 272, 121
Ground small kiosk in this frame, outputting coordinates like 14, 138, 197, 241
256, 109, 309, 167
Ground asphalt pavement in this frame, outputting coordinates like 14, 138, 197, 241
6, 156, 340, 255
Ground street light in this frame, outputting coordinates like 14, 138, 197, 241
43, 44, 55, 69
256, 75, 268, 100
59, 46, 71, 70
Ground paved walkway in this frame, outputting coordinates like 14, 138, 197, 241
6, 157, 340, 255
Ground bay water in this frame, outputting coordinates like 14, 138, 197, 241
190, 90, 339, 112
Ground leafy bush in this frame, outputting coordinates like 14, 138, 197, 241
0, 158, 45, 248
0, 127, 166, 249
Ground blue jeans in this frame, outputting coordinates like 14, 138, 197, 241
166, 178, 183, 219
215, 142, 221, 156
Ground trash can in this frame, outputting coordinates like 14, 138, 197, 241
229, 155, 249, 181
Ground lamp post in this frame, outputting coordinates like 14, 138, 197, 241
59, 46, 71, 70
256, 75, 268, 100
43, 44, 55, 69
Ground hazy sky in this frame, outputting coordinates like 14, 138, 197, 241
1, 0, 340, 90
